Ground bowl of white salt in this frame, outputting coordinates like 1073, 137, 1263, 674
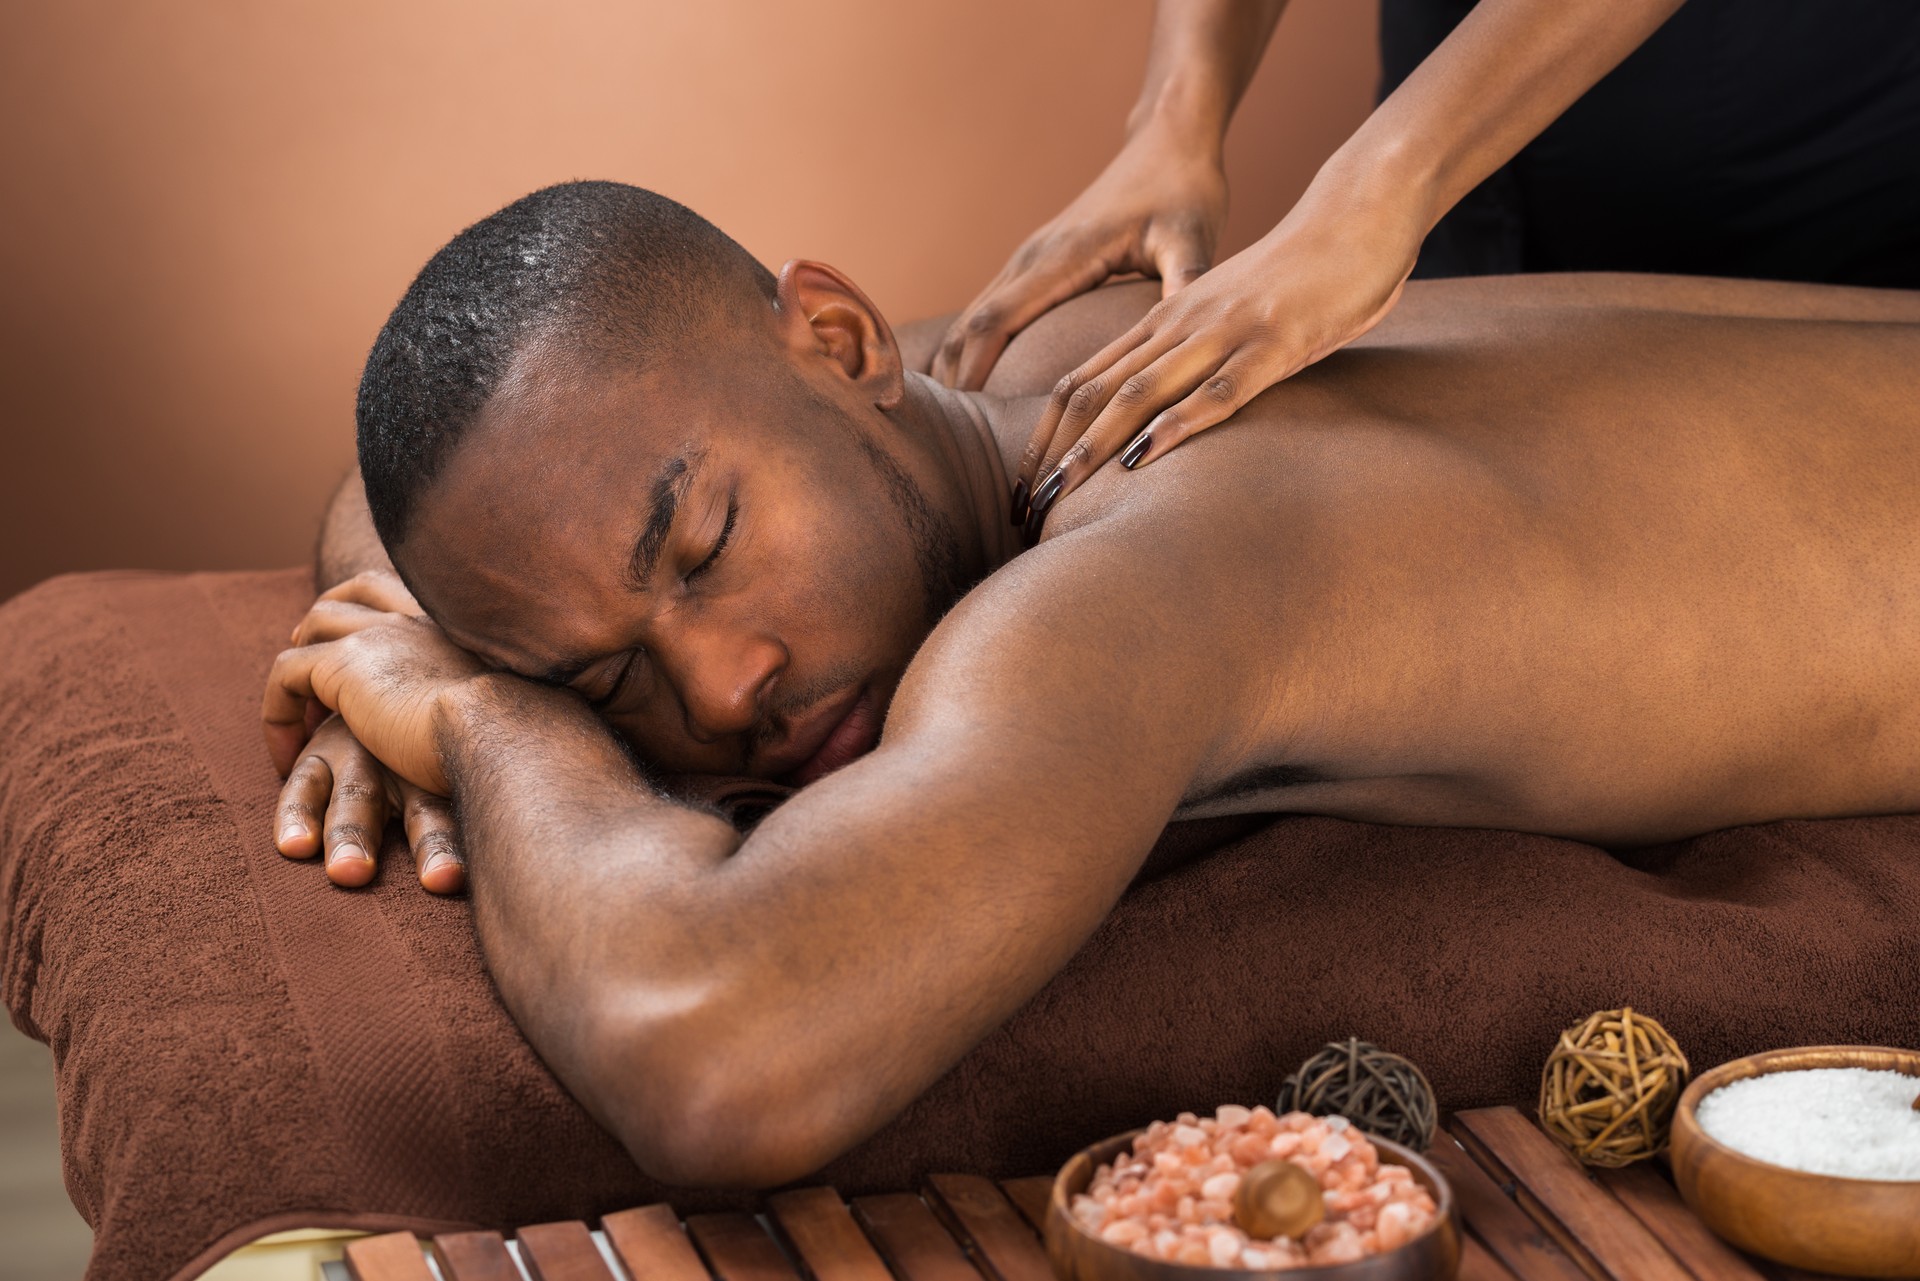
1670, 1045, 1920, 1278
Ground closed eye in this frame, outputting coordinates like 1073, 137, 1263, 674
687, 496, 736, 581
588, 651, 637, 710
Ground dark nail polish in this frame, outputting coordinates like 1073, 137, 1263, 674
1022, 469, 1065, 545
1009, 478, 1028, 526
1033, 468, 1066, 516
1120, 429, 1153, 469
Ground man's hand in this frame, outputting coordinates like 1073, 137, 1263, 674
276, 713, 467, 893
263, 571, 488, 797
930, 122, 1228, 393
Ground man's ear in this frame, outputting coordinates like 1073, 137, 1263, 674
774, 259, 905, 411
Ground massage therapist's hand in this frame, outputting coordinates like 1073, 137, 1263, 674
931, 121, 1227, 392
1013, 175, 1420, 534
275, 713, 467, 893
263, 571, 489, 798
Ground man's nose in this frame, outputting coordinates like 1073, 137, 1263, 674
672, 626, 786, 743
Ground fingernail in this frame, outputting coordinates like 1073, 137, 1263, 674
1032, 468, 1065, 518
1009, 477, 1028, 526
281, 821, 308, 842
1120, 429, 1153, 469
329, 842, 368, 866
422, 852, 451, 876
1022, 469, 1066, 545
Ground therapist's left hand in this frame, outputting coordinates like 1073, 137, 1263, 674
1014, 177, 1422, 537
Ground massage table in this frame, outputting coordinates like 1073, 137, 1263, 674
197, 1106, 1834, 1281
3, 569, 1915, 1281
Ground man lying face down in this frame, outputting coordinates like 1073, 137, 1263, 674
268, 180, 1920, 1187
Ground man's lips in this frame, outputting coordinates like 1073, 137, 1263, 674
766, 686, 881, 786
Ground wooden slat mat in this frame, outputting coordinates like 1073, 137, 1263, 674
342, 1107, 1846, 1281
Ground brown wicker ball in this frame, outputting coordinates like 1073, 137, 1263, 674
1538, 1007, 1689, 1167
1276, 1037, 1438, 1152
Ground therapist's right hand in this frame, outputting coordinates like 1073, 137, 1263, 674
931, 126, 1227, 391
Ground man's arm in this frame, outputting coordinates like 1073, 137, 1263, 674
282, 472, 468, 892
278, 528, 1246, 1187
314, 467, 396, 591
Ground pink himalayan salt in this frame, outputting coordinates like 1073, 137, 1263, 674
1071, 1106, 1439, 1269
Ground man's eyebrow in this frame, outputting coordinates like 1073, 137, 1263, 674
625, 453, 699, 592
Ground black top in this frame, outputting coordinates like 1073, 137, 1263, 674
1378, 0, 1920, 286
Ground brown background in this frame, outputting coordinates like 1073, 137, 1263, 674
0, 8, 1376, 1275
0, 0, 1377, 606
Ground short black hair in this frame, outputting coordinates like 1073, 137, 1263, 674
356, 180, 775, 549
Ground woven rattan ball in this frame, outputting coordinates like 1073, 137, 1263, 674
1538, 1007, 1689, 1167
1276, 1037, 1438, 1151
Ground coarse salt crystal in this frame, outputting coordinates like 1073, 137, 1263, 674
1216, 1104, 1253, 1128
1201, 1172, 1241, 1200
1695, 1067, 1920, 1181
1325, 1115, 1350, 1132
1079, 1105, 1438, 1265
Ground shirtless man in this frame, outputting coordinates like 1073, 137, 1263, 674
266, 181, 1920, 1188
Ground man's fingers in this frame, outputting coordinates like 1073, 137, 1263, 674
263, 645, 326, 776
317, 569, 423, 617
401, 783, 466, 895
321, 745, 392, 889
1123, 352, 1273, 471
276, 753, 332, 859
291, 597, 399, 648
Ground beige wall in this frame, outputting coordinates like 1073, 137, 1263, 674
0, 1, 1376, 603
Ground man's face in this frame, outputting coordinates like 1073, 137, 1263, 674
397, 328, 966, 783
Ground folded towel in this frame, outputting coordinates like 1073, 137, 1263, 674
3, 569, 1915, 1281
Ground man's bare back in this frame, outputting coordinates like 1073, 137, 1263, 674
958, 273, 1920, 843
281, 184, 1920, 1190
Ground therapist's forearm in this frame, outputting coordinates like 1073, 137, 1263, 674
1126, 0, 1289, 150
1333, 0, 1686, 231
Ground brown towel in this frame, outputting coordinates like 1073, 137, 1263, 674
3, 569, 1916, 1281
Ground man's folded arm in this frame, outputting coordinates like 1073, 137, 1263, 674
315, 466, 397, 591
434, 547, 1236, 1188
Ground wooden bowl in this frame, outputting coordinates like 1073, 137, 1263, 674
1046, 1128, 1460, 1281
1670, 1045, 1920, 1277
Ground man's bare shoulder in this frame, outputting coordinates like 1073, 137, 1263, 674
981, 282, 1163, 398
969, 274, 1920, 398
1368, 273, 1920, 341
